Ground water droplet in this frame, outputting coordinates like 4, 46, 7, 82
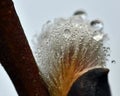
90, 19, 104, 31
107, 54, 110, 57
42, 20, 52, 32
63, 29, 71, 38
103, 47, 106, 49
106, 58, 109, 61
54, 18, 66, 25
107, 47, 110, 50
73, 10, 87, 20
93, 33, 104, 41
111, 60, 116, 64
104, 49, 108, 53
46, 20, 51, 24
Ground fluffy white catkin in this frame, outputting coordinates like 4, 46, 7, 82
34, 11, 109, 96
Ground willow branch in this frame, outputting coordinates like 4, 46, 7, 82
0, 0, 49, 96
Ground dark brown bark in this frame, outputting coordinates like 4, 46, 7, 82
0, 0, 49, 96
68, 68, 111, 96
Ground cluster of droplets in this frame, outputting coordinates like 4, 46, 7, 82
35, 10, 110, 96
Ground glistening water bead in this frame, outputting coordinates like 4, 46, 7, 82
111, 60, 116, 64
63, 29, 71, 39
90, 19, 104, 31
73, 10, 87, 20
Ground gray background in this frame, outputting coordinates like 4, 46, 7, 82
0, 0, 119, 96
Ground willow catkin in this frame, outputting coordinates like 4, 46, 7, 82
35, 12, 109, 96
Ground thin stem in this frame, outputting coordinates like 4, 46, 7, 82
0, 0, 49, 96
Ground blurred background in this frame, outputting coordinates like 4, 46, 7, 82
0, 0, 119, 95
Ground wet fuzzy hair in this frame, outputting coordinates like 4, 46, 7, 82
34, 12, 109, 96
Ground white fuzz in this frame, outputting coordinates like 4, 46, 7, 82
34, 14, 109, 96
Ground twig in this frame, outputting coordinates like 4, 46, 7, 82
0, 0, 49, 96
